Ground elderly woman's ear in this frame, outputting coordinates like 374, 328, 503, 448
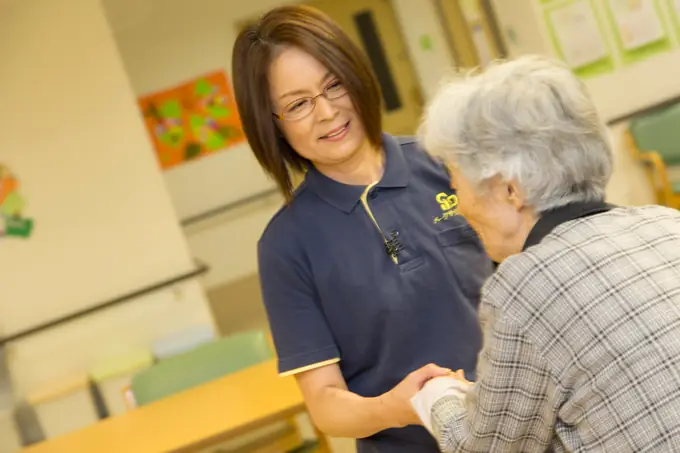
488, 176, 526, 211
508, 180, 529, 212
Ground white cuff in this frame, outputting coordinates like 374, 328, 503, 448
410, 377, 472, 434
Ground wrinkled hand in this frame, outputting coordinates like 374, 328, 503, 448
380, 363, 451, 428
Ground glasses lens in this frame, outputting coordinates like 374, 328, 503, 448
282, 98, 313, 121
325, 81, 348, 100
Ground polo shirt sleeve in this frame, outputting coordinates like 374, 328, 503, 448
258, 238, 340, 377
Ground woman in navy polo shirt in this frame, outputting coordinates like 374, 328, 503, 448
232, 5, 492, 453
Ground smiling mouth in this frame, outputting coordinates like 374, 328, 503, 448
320, 121, 350, 140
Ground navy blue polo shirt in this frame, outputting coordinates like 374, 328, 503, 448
258, 134, 491, 453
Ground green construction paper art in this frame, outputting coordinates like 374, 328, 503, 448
149, 100, 185, 148
189, 114, 232, 150
139, 71, 247, 171
4, 217, 33, 238
0, 191, 24, 217
194, 79, 213, 97
159, 99, 182, 118
218, 125, 240, 141
184, 142, 202, 160
0, 164, 34, 240
207, 105, 230, 118
158, 125, 184, 147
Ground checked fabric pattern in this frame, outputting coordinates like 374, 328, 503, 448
430, 206, 680, 452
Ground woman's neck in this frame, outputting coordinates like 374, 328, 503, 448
315, 141, 384, 186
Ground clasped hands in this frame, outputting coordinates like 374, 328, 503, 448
381, 363, 471, 428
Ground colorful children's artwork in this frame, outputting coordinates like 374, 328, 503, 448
0, 164, 34, 239
138, 71, 246, 171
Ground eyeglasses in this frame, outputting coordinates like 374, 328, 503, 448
273, 80, 349, 121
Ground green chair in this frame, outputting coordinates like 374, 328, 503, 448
132, 329, 272, 405
132, 329, 318, 453
627, 102, 680, 209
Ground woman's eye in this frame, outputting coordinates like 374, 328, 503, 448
327, 80, 343, 91
287, 99, 310, 112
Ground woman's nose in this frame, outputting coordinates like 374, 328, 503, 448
314, 95, 339, 121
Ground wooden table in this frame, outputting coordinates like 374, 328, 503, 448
19, 360, 331, 453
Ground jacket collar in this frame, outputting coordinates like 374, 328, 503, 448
523, 200, 614, 251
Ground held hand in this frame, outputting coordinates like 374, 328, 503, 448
380, 363, 451, 428
447, 369, 471, 385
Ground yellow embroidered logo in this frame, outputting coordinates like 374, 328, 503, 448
436, 193, 458, 211
433, 192, 458, 224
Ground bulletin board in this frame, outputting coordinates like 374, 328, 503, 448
138, 71, 277, 222
138, 71, 246, 171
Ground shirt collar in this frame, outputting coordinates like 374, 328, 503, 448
305, 133, 410, 213
522, 200, 614, 251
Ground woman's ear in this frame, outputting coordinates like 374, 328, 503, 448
506, 179, 526, 211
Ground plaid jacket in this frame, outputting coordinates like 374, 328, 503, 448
427, 205, 680, 452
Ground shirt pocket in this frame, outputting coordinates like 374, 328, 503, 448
436, 223, 493, 300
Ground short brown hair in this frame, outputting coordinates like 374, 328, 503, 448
232, 5, 383, 201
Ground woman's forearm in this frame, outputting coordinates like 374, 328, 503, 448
297, 362, 451, 439
307, 385, 397, 438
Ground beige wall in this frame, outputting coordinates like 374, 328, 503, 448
101, 0, 678, 330
391, 0, 457, 100
103, 0, 479, 294
103, 0, 293, 295
0, 0, 215, 396
492, 0, 680, 122
489, 0, 680, 206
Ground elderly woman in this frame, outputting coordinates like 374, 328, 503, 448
409, 55, 680, 452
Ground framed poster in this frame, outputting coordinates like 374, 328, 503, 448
603, 0, 672, 64
544, 0, 615, 77
669, 0, 680, 38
